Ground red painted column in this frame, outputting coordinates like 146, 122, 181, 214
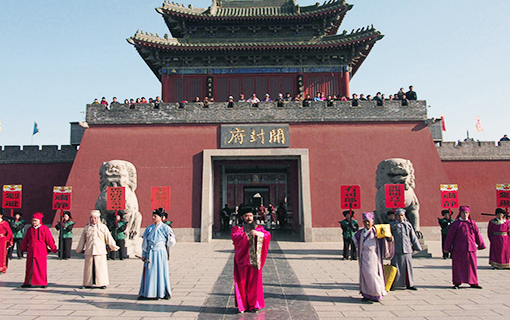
343, 71, 350, 97
161, 74, 171, 102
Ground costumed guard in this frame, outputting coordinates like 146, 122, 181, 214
76, 210, 119, 289
0, 212, 13, 274
390, 208, 422, 290
443, 206, 485, 289
438, 210, 454, 259
339, 210, 359, 260
353, 212, 394, 303
231, 205, 271, 313
487, 208, 510, 269
221, 204, 231, 232
162, 211, 172, 227
20, 212, 57, 287
108, 213, 127, 260
55, 211, 75, 260
8, 212, 24, 260
138, 208, 176, 300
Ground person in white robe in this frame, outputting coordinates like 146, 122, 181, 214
353, 212, 393, 302
138, 208, 176, 300
76, 210, 119, 289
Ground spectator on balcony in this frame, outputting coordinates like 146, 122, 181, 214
227, 96, 234, 108
284, 92, 292, 101
359, 94, 367, 101
262, 94, 272, 102
340, 94, 349, 101
351, 93, 359, 107
293, 94, 302, 101
193, 96, 201, 102
401, 94, 409, 106
302, 94, 312, 107
154, 96, 162, 109
406, 86, 417, 100
247, 94, 260, 103
374, 92, 383, 106
276, 93, 284, 107
110, 97, 119, 106
92, 98, 100, 105
136, 98, 142, 104
396, 88, 405, 100
130, 99, 136, 109
313, 92, 321, 101
148, 98, 154, 105
238, 94, 246, 102
100, 97, 109, 109
379, 94, 385, 104
123, 99, 129, 105
203, 96, 210, 108
141, 97, 148, 103
366, 95, 373, 101
210, 97, 215, 103
327, 95, 334, 107
500, 134, 510, 142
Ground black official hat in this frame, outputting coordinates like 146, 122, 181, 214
495, 208, 506, 215
153, 208, 166, 217
441, 210, 450, 215
238, 205, 254, 216
342, 210, 351, 217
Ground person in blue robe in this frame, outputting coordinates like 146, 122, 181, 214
138, 208, 176, 300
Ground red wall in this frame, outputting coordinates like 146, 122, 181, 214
64, 121, 450, 228
442, 161, 510, 223
0, 163, 73, 225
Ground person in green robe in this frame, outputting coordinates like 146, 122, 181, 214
55, 211, 75, 260
9, 212, 25, 259
108, 213, 127, 260
340, 210, 359, 260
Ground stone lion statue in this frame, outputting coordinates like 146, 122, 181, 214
375, 158, 421, 233
95, 160, 142, 239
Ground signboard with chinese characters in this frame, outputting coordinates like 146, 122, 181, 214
2, 185, 22, 209
52, 186, 72, 210
221, 124, 290, 148
340, 185, 361, 209
496, 184, 510, 208
107, 187, 126, 211
440, 184, 459, 209
385, 184, 405, 208
151, 186, 171, 210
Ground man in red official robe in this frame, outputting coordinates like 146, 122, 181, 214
231, 205, 271, 313
20, 212, 57, 288
444, 206, 485, 289
0, 212, 14, 274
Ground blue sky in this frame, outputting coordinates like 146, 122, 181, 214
1, 0, 508, 146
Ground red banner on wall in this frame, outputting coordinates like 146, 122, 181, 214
340, 185, 360, 209
52, 186, 72, 210
385, 184, 405, 208
496, 184, 510, 208
151, 186, 171, 211
440, 184, 459, 209
107, 187, 125, 211
2, 185, 22, 209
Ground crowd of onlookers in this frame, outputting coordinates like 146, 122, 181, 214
91, 86, 418, 109
92, 96, 163, 109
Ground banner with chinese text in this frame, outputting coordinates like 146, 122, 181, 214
496, 184, 510, 208
440, 184, 459, 209
221, 124, 290, 148
107, 187, 126, 211
340, 185, 361, 209
151, 186, 171, 210
385, 184, 405, 208
52, 186, 72, 210
2, 185, 22, 209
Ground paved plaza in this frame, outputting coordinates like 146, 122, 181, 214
1, 236, 509, 320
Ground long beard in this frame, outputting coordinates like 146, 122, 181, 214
244, 220, 257, 233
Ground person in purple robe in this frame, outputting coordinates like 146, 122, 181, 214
487, 208, 510, 269
353, 212, 393, 303
444, 206, 486, 289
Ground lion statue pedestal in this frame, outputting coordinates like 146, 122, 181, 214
95, 160, 143, 256
375, 158, 431, 258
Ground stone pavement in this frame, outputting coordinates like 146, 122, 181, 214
1, 238, 510, 320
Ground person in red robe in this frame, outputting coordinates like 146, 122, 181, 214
20, 212, 57, 288
0, 212, 14, 274
487, 208, 510, 269
444, 206, 486, 289
231, 205, 271, 313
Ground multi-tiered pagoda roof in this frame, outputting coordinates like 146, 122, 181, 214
128, 0, 383, 80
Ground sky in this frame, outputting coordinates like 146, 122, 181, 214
1, 0, 509, 146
